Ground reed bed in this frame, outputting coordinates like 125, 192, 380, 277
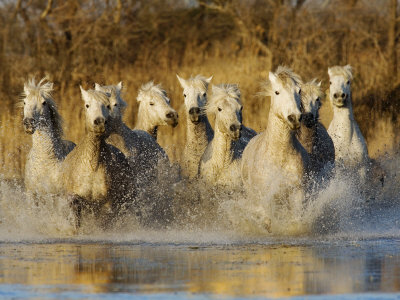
0, 0, 399, 178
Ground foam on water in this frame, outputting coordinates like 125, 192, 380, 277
0, 153, 400, 244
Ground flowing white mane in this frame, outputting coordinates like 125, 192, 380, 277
301, 79, 324, 103
22, 77, 54, 100
84, 89, 110, 106
138, 81, 169, 103
207, 84, 241, 114
328, 65, 353, 80
95, 83, 127, 114
21, 77, 64, 137
261, 66, 302, 97
185, 75, 210, 91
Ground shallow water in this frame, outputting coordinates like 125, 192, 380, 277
1, 155, 400, 299
1, 239, 400, 299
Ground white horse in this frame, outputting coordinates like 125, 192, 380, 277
94, 82, 169, 171
327, 65, 369, 179
94, 82, 174, 227
60, 87, 134, 227
199, 84, 248, 187
177, 74, 214, 179
22, 78, 75, 195
241, 66, 309, 231
298, 79, 335, 175
134, 82, 178, 140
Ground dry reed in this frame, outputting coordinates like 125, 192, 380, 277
0, 0, 399, 178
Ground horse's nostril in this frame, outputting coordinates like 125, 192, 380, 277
166, 112, 174, 118
288, 115, 295, 123
341, 93, 346, 98
189, 107, 200, 115
230, 124, 238, 132
23, 118, 34, 126
94, 117, 104, 125
333, 93, 339, 99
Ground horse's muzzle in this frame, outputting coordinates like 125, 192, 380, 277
166, 111, 179, 127
287, 114, 301, 130
189, 107, 201, 124
333, 98, 346, 107
333, 93, 347, 107
302, 112, 316, 128
91, 117, 106, 134
230, 124, 242, 140
23, 118, 36, 134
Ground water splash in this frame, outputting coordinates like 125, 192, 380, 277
1, 153, 400, 244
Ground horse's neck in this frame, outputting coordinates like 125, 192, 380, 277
135, 106, 157, 139
186, 115, 213, 153
330, 98, 356, 140
265, 112, 296, 154
118, 122, 136, 147
31, 126, 64, 161
330, 96, 368, 161
79, 131, 104, 170
298, 124, 317, 154
211, 129, 233, 168
332, 102, 354, 121
107, 122, 133, 156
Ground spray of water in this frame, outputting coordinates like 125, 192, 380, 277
0, 153, 400, 244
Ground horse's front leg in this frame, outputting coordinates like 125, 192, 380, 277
70, 195, 83, 229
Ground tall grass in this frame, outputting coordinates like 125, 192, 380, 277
0, 0, 399, 178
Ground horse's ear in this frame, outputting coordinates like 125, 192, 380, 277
80, 85, 89, 102
206, 76, 213, 84
117, 81, 123, 91
24, 83, 30, 96
344, 64, 353, 79
344, 64, 352, 73
268, 71, 278, 86
94, 83, 101, 91
136, 90, 143, 103
327, 67, 333, 78
176, 74, 186, 89
317, 81, 322, 87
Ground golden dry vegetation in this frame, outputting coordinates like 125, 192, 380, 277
1, 0, 400, 178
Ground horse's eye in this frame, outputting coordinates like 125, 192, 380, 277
316, 97, 320, 102
150, 102, 154, 106
42, 101, 46, 106
107, 105, 111, 109
183, 94, 186, 98
114, 103, 118, 107
86, 104, 89, 108
298, 89, 301, 95
329, 81, 332, 85
218, 107, 222, 112
23, 101, 26, 105
275, 91, 280, 95
203, 93, 206, 97
347, 80, 350, 85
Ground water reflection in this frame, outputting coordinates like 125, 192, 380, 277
0, 241, 399, 297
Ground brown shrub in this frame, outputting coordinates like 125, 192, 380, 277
0, 0, 399, 178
